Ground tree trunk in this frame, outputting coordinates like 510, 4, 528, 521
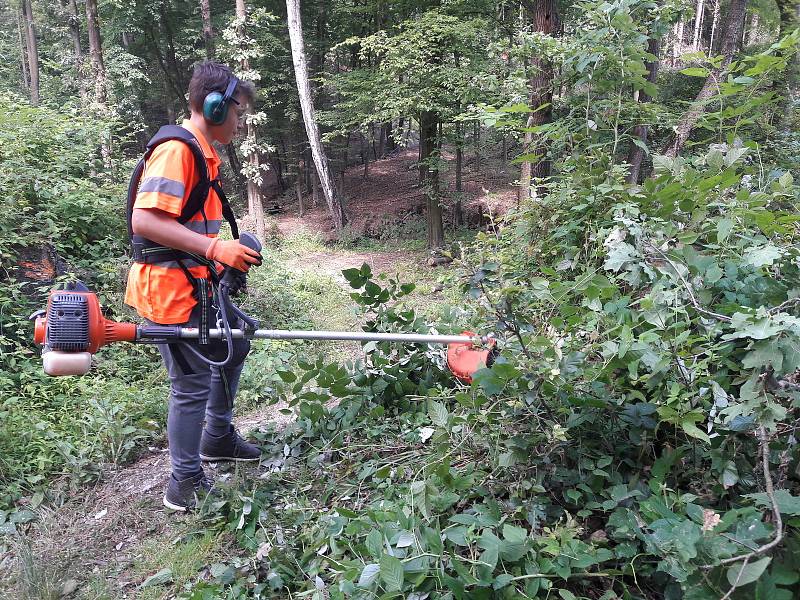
338, 133, 349, 196
198, 0, 246, 206
286, 0, 346, 231
519, 0, 559, 201
361, 131, 369, 179
672, 19, 685, 66
21, 0, 39, 106
420, 110, 444, 249
85, 0, 106, 106
311, 169, 320, 206
269, 150, 286, 192
626, 37, 661, 184
377, 123, 386, 158
66, 0, 87, 102
773, 0, 800, 130
746, 12, 759, 45
474, 122, 481, 173
663, 0, 748, 158
303, 148, 312, 192
235, 0, 266, 242
296, 170, 304, 217
692, 0, 705, 52
67, 0, 83, 61
166, 96, 175, 123
200, 0, 215, 58
385, 119, 395, 153
454, 122, 464, 227
708, 0, 720, 56
16, 8, 29, 92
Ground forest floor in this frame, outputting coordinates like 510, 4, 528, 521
2, 148, 518, 600
269, 146, 518, 240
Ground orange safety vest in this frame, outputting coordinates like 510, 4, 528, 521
124, 120, 224, 324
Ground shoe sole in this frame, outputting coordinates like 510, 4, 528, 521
199, 454, 261, 462
163, 496, 188, 512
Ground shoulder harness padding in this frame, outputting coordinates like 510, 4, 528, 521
127, 124, 240, 266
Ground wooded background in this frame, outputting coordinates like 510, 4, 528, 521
5, 0, 797, 248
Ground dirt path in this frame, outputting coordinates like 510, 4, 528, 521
283, 249, 424, 286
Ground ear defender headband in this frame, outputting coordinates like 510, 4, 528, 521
203, 76, 240, 126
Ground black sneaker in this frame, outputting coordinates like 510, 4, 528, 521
199, 425, 261, 462
163, 471, 213, 512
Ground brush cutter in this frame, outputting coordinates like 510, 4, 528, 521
31, 234, 495, 382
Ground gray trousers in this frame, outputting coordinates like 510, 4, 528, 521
150, 307, 251, 480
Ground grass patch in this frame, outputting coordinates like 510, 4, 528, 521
131, 530, 224, 600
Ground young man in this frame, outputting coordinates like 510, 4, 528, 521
125, 61, 263, 511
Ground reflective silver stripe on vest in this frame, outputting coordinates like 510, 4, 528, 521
183, 219, 222, 234
139, 176, 185, 199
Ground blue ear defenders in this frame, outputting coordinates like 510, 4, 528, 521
203, 76, 240, 126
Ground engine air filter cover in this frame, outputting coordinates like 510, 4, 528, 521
47, 293, 90, 352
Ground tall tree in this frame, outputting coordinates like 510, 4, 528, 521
65, 0, 83, 66
773, 0, 799, 128
708, 0, 720, 55
197, 0, 248, 205
626, 37, 661, 184
63, 0, 86, 102
663, 0, 748, 157
16, 7, 30, 93
419, 110, 443, 248
200, 0, 214, 59
21, 0, 39, 106
235, 0, 267, 241
85, 0, 106, 105
287, 0, 347, 232
519, 0, 560, 201
691, 0, 705, 51
671, 18, 684, 65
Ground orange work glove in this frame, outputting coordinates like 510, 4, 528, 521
205, 238, 262, 272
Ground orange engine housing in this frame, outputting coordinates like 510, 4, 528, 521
34, 290, 137, 353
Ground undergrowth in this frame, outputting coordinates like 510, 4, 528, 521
167, 139, 800, 600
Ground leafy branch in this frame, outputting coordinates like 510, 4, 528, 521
644, 241, 732, 323
703, 427, 783, 570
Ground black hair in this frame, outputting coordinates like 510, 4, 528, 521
188, 61, 255, 113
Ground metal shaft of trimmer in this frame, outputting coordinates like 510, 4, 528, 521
142, 328, 488, 345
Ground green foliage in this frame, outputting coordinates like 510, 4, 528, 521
3, 2, 799, 598
173, 138, 800, 597
0, 343, 166, 511
324, 9, 494, 133
0, 94, 141, 512
0, 94, 124, 270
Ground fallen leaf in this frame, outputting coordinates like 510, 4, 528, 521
702, 509, 721, 532
140, 568, 173, 588
61, 579, 79, 597
256, 542, 272, 560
